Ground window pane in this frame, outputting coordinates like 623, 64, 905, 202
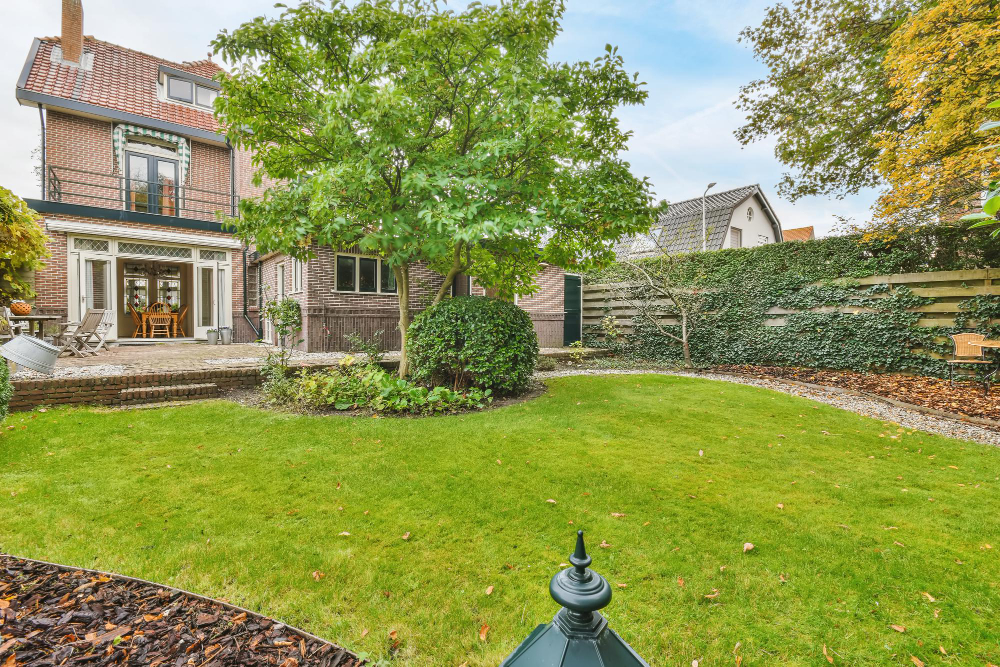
199, 267, 213, 326
380, 261, 396, 293
276, 264, 285, 299
168, 77, 193, 102
359, 258, 377, 293
158, 160, 177, 216
337, 256, 356, 291
196, 86, 218, 108
128, 155, 149, 213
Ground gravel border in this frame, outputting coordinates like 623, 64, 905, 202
536, 368, 1000, 446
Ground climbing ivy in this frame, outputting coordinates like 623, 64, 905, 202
587, 229, 1000, 376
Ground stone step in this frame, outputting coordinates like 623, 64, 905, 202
117, 382, 220, 404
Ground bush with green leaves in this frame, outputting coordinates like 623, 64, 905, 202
266, 357, 491, 415
0, 362, 11, 422
407, 296, 538, 396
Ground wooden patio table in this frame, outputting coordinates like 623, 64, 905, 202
10, 314, 60, 340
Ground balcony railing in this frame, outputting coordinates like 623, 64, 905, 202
47, 164, 238, 222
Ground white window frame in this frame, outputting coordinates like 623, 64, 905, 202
333, 252, 396, 294
730, 227, 742, 249
292, 259, 304, 293
164, 75, 219, 110
276, 263, 286, 300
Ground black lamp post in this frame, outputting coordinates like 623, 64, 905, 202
500, 530, 650, 666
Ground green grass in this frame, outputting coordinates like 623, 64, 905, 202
1, 375, 999, 666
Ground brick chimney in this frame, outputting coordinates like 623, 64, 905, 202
61, 0, 84, 65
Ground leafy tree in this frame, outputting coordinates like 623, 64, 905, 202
212, 0, 656, 375
962, 99, 1000, 233
0, 186, 48, 305
736, 0, 921, 201
875, 0, 1000, 227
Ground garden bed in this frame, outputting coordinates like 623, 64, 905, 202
0, 555, 361, 666
718, 364, 1000, 423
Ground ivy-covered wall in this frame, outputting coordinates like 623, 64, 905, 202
585, 229, 1000, 375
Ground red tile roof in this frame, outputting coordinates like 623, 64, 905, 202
782, 226, 815, 242
22, 37, 225, 134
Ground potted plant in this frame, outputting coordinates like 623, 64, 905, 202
219, 326, 232, 345
206, 328, 218, 345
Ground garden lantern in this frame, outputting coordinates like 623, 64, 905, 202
500, 530, 650, 666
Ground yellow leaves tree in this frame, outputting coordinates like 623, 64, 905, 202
0, 186, 48, 304
874, 0, 1000, 228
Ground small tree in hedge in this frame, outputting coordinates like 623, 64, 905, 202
407, 297, 538, 395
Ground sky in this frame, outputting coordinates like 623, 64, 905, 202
0, 0, 879, 236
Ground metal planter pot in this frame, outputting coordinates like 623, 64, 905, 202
0, 335, 60, 375
219, 327, 232, 345
206, 331, 219, 345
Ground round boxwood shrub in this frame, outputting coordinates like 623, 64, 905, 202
408, 296, 539, 395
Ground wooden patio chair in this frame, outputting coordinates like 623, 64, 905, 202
58, 309, 106, 357
176, 304, 188, 337
947, 333, 997, 394
127, 302, 143, 338
147, 301, 169, 313
93, 309, 115, 352
0, 307, 25, 343
146, 311, 173, 338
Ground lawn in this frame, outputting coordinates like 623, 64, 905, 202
1, 374, 999, 665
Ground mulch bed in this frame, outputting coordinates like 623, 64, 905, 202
717, 365, 1000, 423
0, 555, 362, 666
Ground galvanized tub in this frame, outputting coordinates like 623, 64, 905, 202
0, 335, 60, 375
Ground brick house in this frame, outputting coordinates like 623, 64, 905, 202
15, 0, 579, 352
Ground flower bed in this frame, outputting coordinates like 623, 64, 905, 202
719, 364, 1000, 423
0, 555, 361, 666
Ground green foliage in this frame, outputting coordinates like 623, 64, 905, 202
962, 99, 1000, 233
262, 297, 302, 352
270, 357, 491, 415
0, 362, 11, 422
212, 0, 657, 374
588, 231, 1000, 376
0, 186, 49, 304
407, 296, 538, 395
535, 355, 558, 372
345, 330, 385, 366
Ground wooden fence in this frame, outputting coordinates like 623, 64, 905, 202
584, 268, 1000, 336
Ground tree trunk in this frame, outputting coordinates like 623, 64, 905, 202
432, 243, 464, 306
680, 311, 693, 369
395, 263, 411, 378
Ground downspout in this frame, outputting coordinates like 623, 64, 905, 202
38, 104, 46, 200
230, 141, 261, 339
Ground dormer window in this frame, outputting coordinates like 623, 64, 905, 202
165, 74, 219, 109
166, 77, 193, 103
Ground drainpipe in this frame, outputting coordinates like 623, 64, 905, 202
38, 104, 46, 200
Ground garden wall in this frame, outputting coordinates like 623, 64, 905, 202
584, 231, 1000, 375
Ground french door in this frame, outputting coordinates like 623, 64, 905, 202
126, 152, 179, 216
75, 256, 114, 336
193, 261, 230, 339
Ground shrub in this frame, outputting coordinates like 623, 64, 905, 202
268, 357, 492, 415
0, 361, 11, 422
535, 355, 557, 371
407, 296, 539, 395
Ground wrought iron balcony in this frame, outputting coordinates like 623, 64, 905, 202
46, 164, 238, 222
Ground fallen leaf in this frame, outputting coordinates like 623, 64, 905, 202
610, 512, 626, 518
389, 630, 398, 640
617, 583, 627, 588
911, 656, 924, 667
922, 592, 936, 602
485, 585, 494, 595
546, 499, 557, 504
479, 624, 489, 642
743, 542, 755, 553
361, 629, 369, 638
939, 646, 946, 655
599, 540, 611, 548
823, 644, 834, 664
401, 532, 410, 540
311, 570, 325, 582
891, 624, 906, 633
777, 503, 784, 510
338, 531, 350, 537
677, 576, 685, 588
704, 589, 720, 599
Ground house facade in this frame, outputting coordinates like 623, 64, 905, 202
14, 0, 578, 352
615, 185, 783, 259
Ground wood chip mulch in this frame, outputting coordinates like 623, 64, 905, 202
717, 365, 1000, 423
0, 555, 362, 666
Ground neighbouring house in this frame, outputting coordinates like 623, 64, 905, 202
14, 0, 580, 352
782, 226, 816, 242
615, 184, 783, 259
